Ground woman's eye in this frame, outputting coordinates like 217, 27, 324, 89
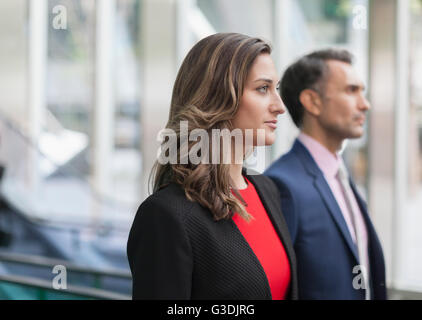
257, 86, 269, 93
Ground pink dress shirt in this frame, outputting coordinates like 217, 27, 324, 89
297, 133, 370, 272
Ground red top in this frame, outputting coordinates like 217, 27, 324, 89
232, 177, 291, 300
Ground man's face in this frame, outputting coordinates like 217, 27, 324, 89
317, 60, 370, 140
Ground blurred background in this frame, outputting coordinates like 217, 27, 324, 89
0, 0, 421, 299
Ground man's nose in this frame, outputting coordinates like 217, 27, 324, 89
360, 94, 371, 111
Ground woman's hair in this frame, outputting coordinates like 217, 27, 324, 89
151, 33, 272, 221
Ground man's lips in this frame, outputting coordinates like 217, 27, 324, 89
355, 115, 366, 124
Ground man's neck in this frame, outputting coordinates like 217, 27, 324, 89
301, 127, 343, 156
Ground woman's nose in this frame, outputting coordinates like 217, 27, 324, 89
270, 92, 286, 115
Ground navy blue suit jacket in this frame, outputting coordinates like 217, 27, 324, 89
264, 139, 386, 300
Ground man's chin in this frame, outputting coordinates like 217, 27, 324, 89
348, 129, 365, 139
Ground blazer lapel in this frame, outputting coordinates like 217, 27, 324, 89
244, 170, 298, 299
293, 140, 360, 264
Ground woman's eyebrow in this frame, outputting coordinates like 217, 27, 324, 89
254, 78, 272, 83
253, 78, 280, 84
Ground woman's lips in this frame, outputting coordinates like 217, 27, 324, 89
265, 120, 278, 129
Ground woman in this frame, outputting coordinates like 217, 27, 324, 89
127, 33, 298, 300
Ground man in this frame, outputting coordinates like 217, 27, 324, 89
264, 49, 386, 300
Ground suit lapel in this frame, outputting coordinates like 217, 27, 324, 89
349, 181, 375, 250
313, 175, 360, 263
293, 140, 360, 264
350, 180, 387, 299
349, 180, 369, 222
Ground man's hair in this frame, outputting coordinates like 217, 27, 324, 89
280, 48, 354, 128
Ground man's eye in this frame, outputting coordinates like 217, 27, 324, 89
348, 86, 360, 93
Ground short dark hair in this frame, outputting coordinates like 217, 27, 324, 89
280, 48, 354, 128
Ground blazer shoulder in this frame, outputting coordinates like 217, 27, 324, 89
265, 152, 307, 185
136, 183, 195, 222
129, 184, 193, 236
128, 183, 196, 259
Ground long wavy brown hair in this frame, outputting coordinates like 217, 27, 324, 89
150, 33, 272, 221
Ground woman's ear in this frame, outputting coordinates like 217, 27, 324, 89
299, 89, 322, 116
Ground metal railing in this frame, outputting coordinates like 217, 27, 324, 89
0, 251, 131, 279
0, 273, 130, 300
0, 251, 131, 290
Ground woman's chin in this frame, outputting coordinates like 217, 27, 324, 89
264, 133, 276, 146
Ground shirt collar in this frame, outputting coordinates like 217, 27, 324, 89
297, 132, 342, 178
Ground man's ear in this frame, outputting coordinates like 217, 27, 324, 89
299, 89, 322, 116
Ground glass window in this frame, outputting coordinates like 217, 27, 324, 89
112, 0, 142, 204
402, 0, 422, 289
282, 0, 370, 195
197, 0, 274, 38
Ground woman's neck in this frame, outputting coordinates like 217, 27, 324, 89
228, 141, 248, 190
229, 163, 247, 190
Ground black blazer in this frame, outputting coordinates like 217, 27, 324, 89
127, 169, 298, 300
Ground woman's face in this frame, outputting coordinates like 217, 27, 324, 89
232, 53, 285, 147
